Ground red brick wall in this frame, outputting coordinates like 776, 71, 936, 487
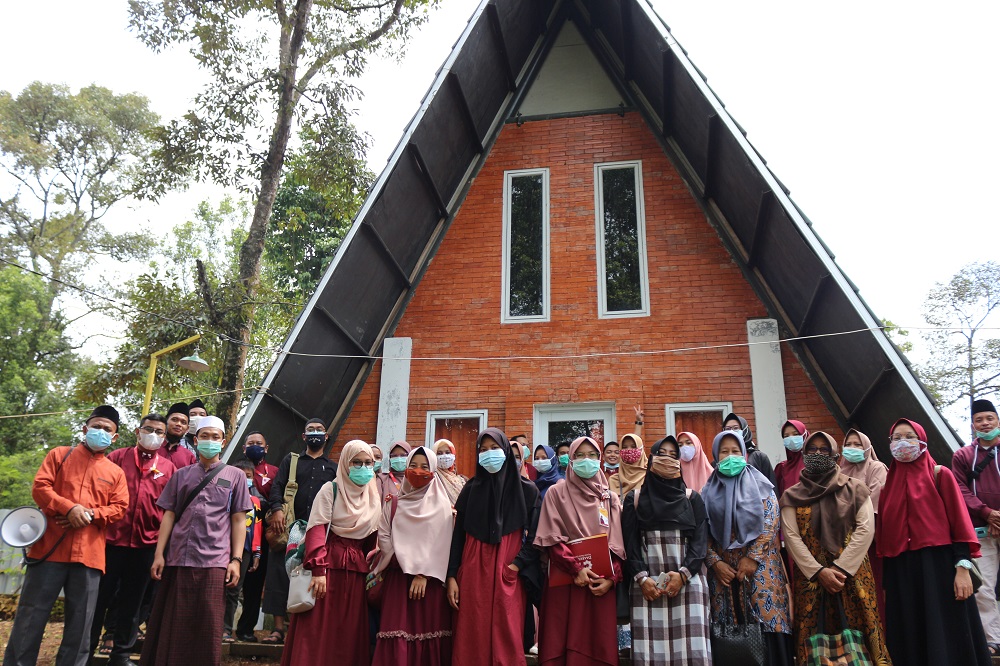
335, 113, 840, 466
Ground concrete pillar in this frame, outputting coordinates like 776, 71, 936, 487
376, 337, 413, 458
747, 319, 787, 466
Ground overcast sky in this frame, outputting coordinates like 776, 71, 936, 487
2, 1, 998, 425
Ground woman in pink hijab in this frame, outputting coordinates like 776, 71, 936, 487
533, 436, 626, 664
372, 446, 455, 665
677, 432, 714, 492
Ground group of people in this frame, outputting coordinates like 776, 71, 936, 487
6, 398, 1000, 666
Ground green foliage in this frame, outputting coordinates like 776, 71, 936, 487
918, 261, 1000, 413
0, 82, 161, 303
267, 107, 374, 300
0, 266, 84, 456
128, 0, 435, 189
75, 198, 294, 420
882, 319, 913, 354
0, 448, 47, 508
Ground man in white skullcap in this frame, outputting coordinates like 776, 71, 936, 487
140, 415, 252, 666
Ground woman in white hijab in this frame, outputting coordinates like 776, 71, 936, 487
281, 440, 381, 665
372, 446, 455, 665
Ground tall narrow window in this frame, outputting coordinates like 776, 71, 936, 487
595, 161, 649, 317
502, 169, 550, 322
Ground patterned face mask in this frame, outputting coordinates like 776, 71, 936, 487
803, 453, 838, 474
620, 448, 643, 465
889, 439, 925, 463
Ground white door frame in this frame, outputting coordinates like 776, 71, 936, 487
533, 402, 617, 449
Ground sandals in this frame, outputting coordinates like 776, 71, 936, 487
988, 643, 1000, 656
99, 634, 114, 655
222, 632, 235, 643
261, 629, 285, 645
236, 633, 257, 643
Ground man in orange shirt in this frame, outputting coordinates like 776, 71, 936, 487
3, 405, 129, 666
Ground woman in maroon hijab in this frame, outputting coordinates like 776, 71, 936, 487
534, 436, 625, 665
877, 418, 990, 666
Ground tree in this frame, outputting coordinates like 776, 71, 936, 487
919, 261, 1000, 414
0, 82, 161, 318
128, 0, 435, 432
75, 198, 298, 419
0, 265, 87, 457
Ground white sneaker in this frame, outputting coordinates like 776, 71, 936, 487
529, 644, 538, 655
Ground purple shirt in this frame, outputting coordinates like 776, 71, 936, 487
157, 461, 253, 568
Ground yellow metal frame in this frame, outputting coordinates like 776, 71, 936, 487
142, 334, 202, 416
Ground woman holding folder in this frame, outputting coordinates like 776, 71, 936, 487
622, 436, 711, 665
534, 436, 626, 665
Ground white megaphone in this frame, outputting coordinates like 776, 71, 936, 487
1, 506, 47, 549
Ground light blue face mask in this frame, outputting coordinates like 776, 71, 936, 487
85, 428, 112, 452
478, 449, 506, 474
783, 435, 804, 452
533, 458, 553, 473
572, 458, 600, 479
841, 447, 866, 464
349, 466, 375, 486
604, 462, 619, 471
976, 428, 1000, 442
389, 457, 407, 473
197, 440, 223, 459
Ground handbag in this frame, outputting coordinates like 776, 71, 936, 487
267, 453, 300, 552
286, 481, 335, 614
365, 494, 398, 608
709, 579, 767, 666
803, 591, 872, 666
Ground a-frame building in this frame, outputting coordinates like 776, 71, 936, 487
228, 0, 960, 473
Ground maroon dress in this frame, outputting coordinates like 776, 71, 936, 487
371, 560, 453, 665
538, 543, 621, 665
280, 526, 375, 665
452, 531, 528, 665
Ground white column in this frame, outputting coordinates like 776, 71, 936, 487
376, 337, 413, 458
747, 319, 787, 466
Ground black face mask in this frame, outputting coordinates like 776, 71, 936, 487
305, 433, 326, 450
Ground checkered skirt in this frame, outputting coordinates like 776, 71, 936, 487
630, 529, 712, 665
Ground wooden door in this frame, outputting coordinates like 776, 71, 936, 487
434, 417, 481, 478
674, 411, 722, 461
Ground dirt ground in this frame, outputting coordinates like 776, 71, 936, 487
0, 620, 279, 664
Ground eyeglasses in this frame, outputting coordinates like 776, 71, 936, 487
305, 428, 325, 434
724, 426, 742, 432
140, 426, 166, 436
349, 460, 375, 469
803, 446, 833, 455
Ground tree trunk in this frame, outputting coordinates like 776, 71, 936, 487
213, 0, 315, 436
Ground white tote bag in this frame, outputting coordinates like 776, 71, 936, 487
286, 483, 336, 614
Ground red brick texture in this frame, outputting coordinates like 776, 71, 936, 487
334, 113, 841, 472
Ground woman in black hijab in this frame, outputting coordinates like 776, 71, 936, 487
622, 436, 711, 665
446, 428, 540, 665
724, 412, 776, 485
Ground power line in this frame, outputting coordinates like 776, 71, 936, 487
0, 387, 267, 421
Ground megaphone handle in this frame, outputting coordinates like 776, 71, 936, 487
22, 532, 68, 567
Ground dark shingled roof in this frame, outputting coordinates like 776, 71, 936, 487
225, 0, 961, 465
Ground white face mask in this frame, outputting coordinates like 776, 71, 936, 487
187, 415, 202, 434
139, 432, 164, 451
678, 444, 697, 462
437, 453, 456, 469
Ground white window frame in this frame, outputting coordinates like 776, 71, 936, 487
664, 402, 734, 437
594, 160, 650, 318
501, 168, 551, 323
532, 402, 617, 450
425, 409, 488, 448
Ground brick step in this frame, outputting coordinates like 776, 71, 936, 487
89, 640, 285, 662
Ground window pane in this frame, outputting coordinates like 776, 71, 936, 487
508, 174, 544, 317
547, 420, 605, 448
601, 167, 642, 312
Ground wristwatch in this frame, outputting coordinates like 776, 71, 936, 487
956, 559, 973, 570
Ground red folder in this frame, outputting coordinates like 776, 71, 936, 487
547, 533, 614, 587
